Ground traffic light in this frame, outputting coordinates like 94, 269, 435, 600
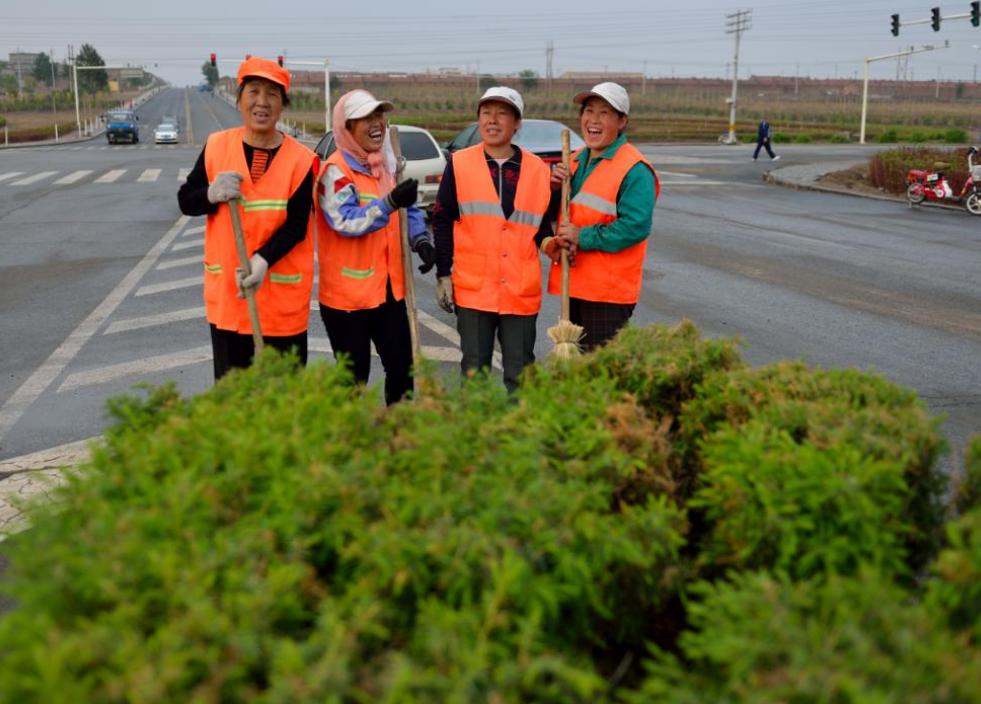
931, 6, 941, 31
891, 13, 900, 36
972, 1, 980, 27
209, 53, 216, 67
277, 55, 284, 67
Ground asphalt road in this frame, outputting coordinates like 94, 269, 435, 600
1, 88, 979, 470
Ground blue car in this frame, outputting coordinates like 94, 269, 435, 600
105, 110, 139, 144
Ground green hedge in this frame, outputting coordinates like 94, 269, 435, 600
0, 322, 975, 702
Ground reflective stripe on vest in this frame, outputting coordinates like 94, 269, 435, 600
203, 127, 316, 336
451, 144, 551, 316
547, 141, 657, 305
315, 153, 404, 311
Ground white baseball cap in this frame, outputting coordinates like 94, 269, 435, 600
342, 90, 395, 120
573, 82, 630, 115
477, 86, 524, 119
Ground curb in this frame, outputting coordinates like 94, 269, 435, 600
765, 164, 969, 213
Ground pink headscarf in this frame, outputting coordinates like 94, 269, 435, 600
332, 90, 397, 192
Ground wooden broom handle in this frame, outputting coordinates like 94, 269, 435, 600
560, 129, 571, 322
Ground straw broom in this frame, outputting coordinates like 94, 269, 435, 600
547, 128, 584, 359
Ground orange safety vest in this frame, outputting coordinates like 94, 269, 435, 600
316, 153, 405, 311
547, 141, 659, 304
203, 127, 315, 336
451, 144, 551, 315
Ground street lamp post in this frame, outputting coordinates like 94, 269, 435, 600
860, 44, 948, 144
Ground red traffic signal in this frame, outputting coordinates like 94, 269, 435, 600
277, 55, 284, 67
209, 53, 216, 67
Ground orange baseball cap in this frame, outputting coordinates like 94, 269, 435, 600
236, 56, 290, 92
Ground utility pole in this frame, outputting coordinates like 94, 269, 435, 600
723, 9, 751, 145
545, 40, 554, 97
795, 62, 799, 96
50, 49, 57, 115
642, 59, 647, 95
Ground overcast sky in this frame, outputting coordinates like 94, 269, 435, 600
5, 0, 981, 86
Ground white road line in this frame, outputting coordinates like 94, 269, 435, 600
178, 168, 190, 181
94, 169, 126, 183
662, 180, 752, 187
308, 337, 459, 362
157, 254, 201, 270
54, 170, 93, 185
0, 215, 191, 442
183, 224, 205, 236
58, 346, 213, 393
0, 172, 25, 183
104, 307, 205, 335
137, 168, 161, 182
171, 237, 204, 252
658, 170, 699, 179
11, 171, 58, 185
135, 276, 200, 296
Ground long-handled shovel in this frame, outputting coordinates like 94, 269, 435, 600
388, 126, 422, 367
547, 128, 584, 359
228, 200, 264, 352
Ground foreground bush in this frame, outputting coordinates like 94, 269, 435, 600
0, 322, 972, 702
868, 146, 972, 194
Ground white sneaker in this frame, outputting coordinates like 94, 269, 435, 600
772, 155, 781, 161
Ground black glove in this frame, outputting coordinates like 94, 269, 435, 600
414, 240, 436, 274
384, 178, 418, 210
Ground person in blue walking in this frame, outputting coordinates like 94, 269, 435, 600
753, 117, 780, 161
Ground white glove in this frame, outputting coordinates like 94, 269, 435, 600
207, 171, 243, 204
436, 276, 455, 314
236, 253, 268, 298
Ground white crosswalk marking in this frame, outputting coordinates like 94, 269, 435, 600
54, 170, 93, 185
178, 168, 190, 181
171, 237, 204, 252
11, 171, 58, 185
137, 168, 161, 183
183, 224, 205, 236
58, 346, 214, 392
94, 169, 126, 183
157, 254, 201, 270
135, 276, 200, 296
0, 172, 25, 183
104, 307, 205, 335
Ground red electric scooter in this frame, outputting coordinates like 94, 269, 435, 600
906, 147, 981, 215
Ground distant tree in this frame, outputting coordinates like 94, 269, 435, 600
0, 74, 17, 97
519, 69, 539, 92
956, 81, 965, 99
479, 74, 496, 91
201, 61, 219, 87
32, 52, 53, 84
76, 44, 108, 92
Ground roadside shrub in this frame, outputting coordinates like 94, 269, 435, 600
909, 130, 930, 143
792, 133, 812, 143
877, 129, 898, 143
626, 570, 981, 703
945, 128, 968, 144
680, 362, 946, 576
829, 133, 849, 143
954, 436, 981, 515
868, 146, 971, 195
0, 322, 962, 702
929, 506, 981, 644
771, 132, 790, 143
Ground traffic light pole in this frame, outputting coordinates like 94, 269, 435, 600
860, 44, 948, 144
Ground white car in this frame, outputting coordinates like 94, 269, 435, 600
315, 124, 445, 211
153, 122, 179, 145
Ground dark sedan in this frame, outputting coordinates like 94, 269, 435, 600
445, 119, 585, 167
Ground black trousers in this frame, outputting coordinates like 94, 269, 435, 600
210, 324, 308, 381
319, 286, 413, 405
754, 139, 776, 159
456, 306, 537, 393
569, 298, 635, 352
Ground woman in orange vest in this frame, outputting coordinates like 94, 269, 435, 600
431, 87, 552, 393
316, 90, 435, 405
546, 82, 659, 351
178, 56, 316, 380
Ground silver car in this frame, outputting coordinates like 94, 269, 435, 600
315, 124, 446, 210
153, 122, 179, 145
